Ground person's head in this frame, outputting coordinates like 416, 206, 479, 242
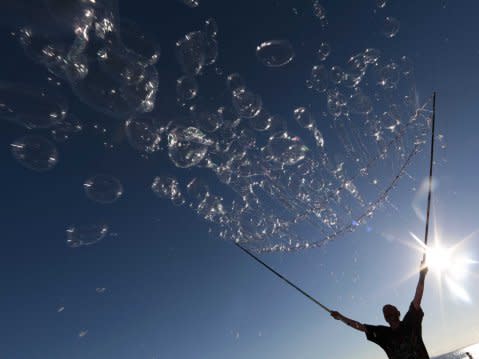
382, 304, 401, 329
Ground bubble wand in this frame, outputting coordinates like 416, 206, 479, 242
422, 92, 436, 263
234, 241, 332, 313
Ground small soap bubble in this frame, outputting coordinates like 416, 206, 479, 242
256, 40, 295, 67
179, 0, 199, 8
176, 31, 207, 75
152, 176, 184, 206
266, 132, 309, 166
293, 107, 315, 129
66, 224, 109, 248
311, 64, 329, 92
168, 127, 211, 168
232, 90, 263, 119
330, 65, 344, 85
10, 135, 59, 172
400, 55, 414, 76
312, 1, 327, 26
250, 110, 273, 131
317, 42, 331, 61
376, 0, 387, 8
383, 17, 400, 38
125, 117, 162, 153
177, 76, 198, 102
204, 18, 218, 39
226, 73, 246, 95
364, 48, 381, 64
51, 115, 83, 143
83, 175, 124, 204
197, 108, 223, 133
378, 63, 400, 88
313, 128, 325, 148
348, 92, 373, 115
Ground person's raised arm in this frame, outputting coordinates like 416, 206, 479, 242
412, 261, 428, 310
330, 310, 366, 332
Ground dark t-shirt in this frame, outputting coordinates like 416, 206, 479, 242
364, 302, 429, 359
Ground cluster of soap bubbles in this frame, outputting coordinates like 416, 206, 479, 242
3, 1, 431, 252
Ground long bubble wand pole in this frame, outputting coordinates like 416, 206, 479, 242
422, 92, 436, 264
234, 242, 332, 313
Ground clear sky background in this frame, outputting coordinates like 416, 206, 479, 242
1, 1, 479, 359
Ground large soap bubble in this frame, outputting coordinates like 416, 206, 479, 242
10, 135, 59, 171
0, 83, 67, 129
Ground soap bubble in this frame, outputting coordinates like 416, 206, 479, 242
226, 73, 246, 95
152, 176, 185, 205
383, 17, 400, 38
66, 39, 159, 118
167, 127, 212, 168
232, 90, 263, 119
83, 175, 124, 204
179, 0, 199, 8
348, 92, 373, 115
250, 110, 273, 132
125, 117, 162, 153
256, 40, 294, 67
364, 48, 381, 64
14, 27, 69, 79
51, 115, 83, 142
312, 1, 327, 26
0, 83, 67, 129
294, 107, 315, 129
176, 76, 198, 102
10, 135, 59, 171
378, 62, 400, 88
376, 0, 387, 8
119, 19, 161, 66
197, 108, 223, 133
311, 64, 329, 92
66, 224, 109, 248
204, 18, 218, 39
317, 42, 331, 61
176, 31, 206, 75
266, 132, 309, 166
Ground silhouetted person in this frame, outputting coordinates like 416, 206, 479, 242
330, 263, 429, 359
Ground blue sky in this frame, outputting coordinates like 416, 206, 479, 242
1, 1, 479, 359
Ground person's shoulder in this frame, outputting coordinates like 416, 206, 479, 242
364, 324, 389, 334
408, 301, 424, 313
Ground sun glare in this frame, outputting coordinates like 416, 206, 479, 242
426, 245, 452, 275
409, 232, 476, 302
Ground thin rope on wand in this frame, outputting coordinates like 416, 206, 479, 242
422, 92, 436, 263
234, 242, 332, 313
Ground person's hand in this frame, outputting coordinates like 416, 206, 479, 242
330, 311, 342, 320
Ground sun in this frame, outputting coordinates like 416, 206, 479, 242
425, 245, 452, 275
409, 232, 475, 302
